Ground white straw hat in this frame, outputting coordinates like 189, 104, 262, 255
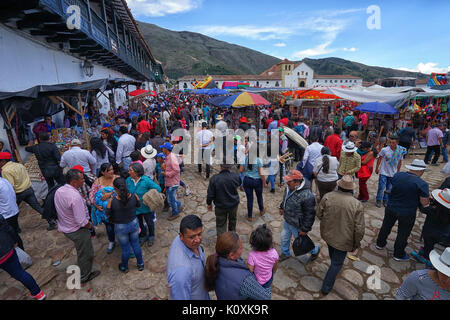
431, 188, 450, 209
429, 247, 450, 277
140, 145, 157, 159
405, 159, 428, 171
342, 141, 357, 152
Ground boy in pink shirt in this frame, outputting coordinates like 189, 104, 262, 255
246, 224, 279, 289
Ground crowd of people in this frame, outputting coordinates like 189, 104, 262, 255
0, 88, 449, 300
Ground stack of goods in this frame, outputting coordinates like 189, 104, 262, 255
51, 128, 83, 152
24, 154, 43, 182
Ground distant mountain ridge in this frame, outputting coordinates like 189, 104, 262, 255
137, 21, 428, 82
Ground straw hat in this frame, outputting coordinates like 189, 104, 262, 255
429, 247, 450, 277
431, 188, 450, 209
140, 145, 157, 159
337, 175, 356, 190
342, 141, 357, 153
405, 159, 428, 171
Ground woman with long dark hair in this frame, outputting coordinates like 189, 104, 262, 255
100, 128, 118, 154
89, 163, 119, 254
204, 232, 270, 300
106, 177, 144, 273
90, 137, 114, 176
313, 146, 339, 200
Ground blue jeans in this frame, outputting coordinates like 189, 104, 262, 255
0, 250, 41, 295
376, 174, 392, 202
243, 176, 264, 218
239, 172, 245, 186
321, 244, 347, 294
105, 221, 115, 243
266, 175, 276, 190
122, 157, 132, 171
114, 218, 144, 268
167, 186, 182, 216
280, 221, 319, 256
138, 211, 155, 241
262, 275, 273, 289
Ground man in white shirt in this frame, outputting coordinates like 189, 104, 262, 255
140, 145, 157, 178
299, 136, 323, 181
0, 177, 23, 249
196, 122, 214, 179
60, 139, 96, 174
116, 126, 136, 171
215, 115, 228, 161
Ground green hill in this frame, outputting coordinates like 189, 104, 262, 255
137, 22, 428, 82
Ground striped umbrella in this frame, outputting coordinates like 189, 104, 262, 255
218, 92, 270, 108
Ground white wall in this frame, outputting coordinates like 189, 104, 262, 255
0, 24, 139, 92
313, 78, 363, 87
285, 63, 314, 88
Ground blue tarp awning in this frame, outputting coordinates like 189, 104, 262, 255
354, 101, 399, 114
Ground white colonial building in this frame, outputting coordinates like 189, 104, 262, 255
178, 59, 362, 90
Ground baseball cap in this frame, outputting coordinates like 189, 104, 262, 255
0, 152, 11, 160
156, 153, 166, 159
72, 165, 84, 173
283, 170, 303, 182
160, 142, 173, 151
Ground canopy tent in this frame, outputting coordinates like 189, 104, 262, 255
0, 78, 109, 101
129, 89, 148, 96
325, 87, 415, 107
353, 101, 398, 115
206, 95, 230, 107
193, 88, 229, 95
218, 92, 270, 108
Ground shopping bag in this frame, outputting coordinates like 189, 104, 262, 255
292, 234, 315, 256
15, 247, 32, 269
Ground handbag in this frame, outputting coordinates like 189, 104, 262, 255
292, 234, 315, 256
143, 188, 166, 212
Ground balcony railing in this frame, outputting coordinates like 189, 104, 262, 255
39, 0, 153, 81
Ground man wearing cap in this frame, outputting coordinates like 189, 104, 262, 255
161, 143, 182, 220
54, 169, 100, 283
196, 122, 214, 180
317, 175, 365, 295
206, 163, 241, 237
412, 188, 450, 266
337, 141, 361, 178
397, 247, 450, 300
239, 117, 250, 132
60, 138, 96, 175
375, 159, 430, 261
279, 170, 320, 262
141, 145, 157, 179
375, 136, 406, 208
116, 126, 136, 171
0, 152, 56, 230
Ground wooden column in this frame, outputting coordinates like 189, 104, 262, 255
78, 93, 90, 150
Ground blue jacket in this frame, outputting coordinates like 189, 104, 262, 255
215, 257, 253, 300
126, 175, 161, 215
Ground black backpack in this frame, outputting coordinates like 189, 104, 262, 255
42, 184, 63, 221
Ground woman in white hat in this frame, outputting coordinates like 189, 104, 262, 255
397, 247, 450, 300
412, 188, 450, 266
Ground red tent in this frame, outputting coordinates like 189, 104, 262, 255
129, 89, 148, 96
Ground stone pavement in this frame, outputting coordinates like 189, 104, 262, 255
0, 156, 447, 300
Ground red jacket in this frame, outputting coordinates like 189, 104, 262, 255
324, 134, 343, 160
137, 120, 151, 134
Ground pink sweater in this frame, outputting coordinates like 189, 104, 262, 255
164, 152, 180, 187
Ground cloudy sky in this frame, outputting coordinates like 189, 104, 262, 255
126, 0, 450, 74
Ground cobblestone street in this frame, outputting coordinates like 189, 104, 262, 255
0, 155, 447, 300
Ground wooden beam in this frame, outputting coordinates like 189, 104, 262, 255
78, 93, 91, 150
55, 96, 83, 116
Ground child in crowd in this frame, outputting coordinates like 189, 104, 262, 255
246, 224, 279, 290
130, 151, 143, 165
